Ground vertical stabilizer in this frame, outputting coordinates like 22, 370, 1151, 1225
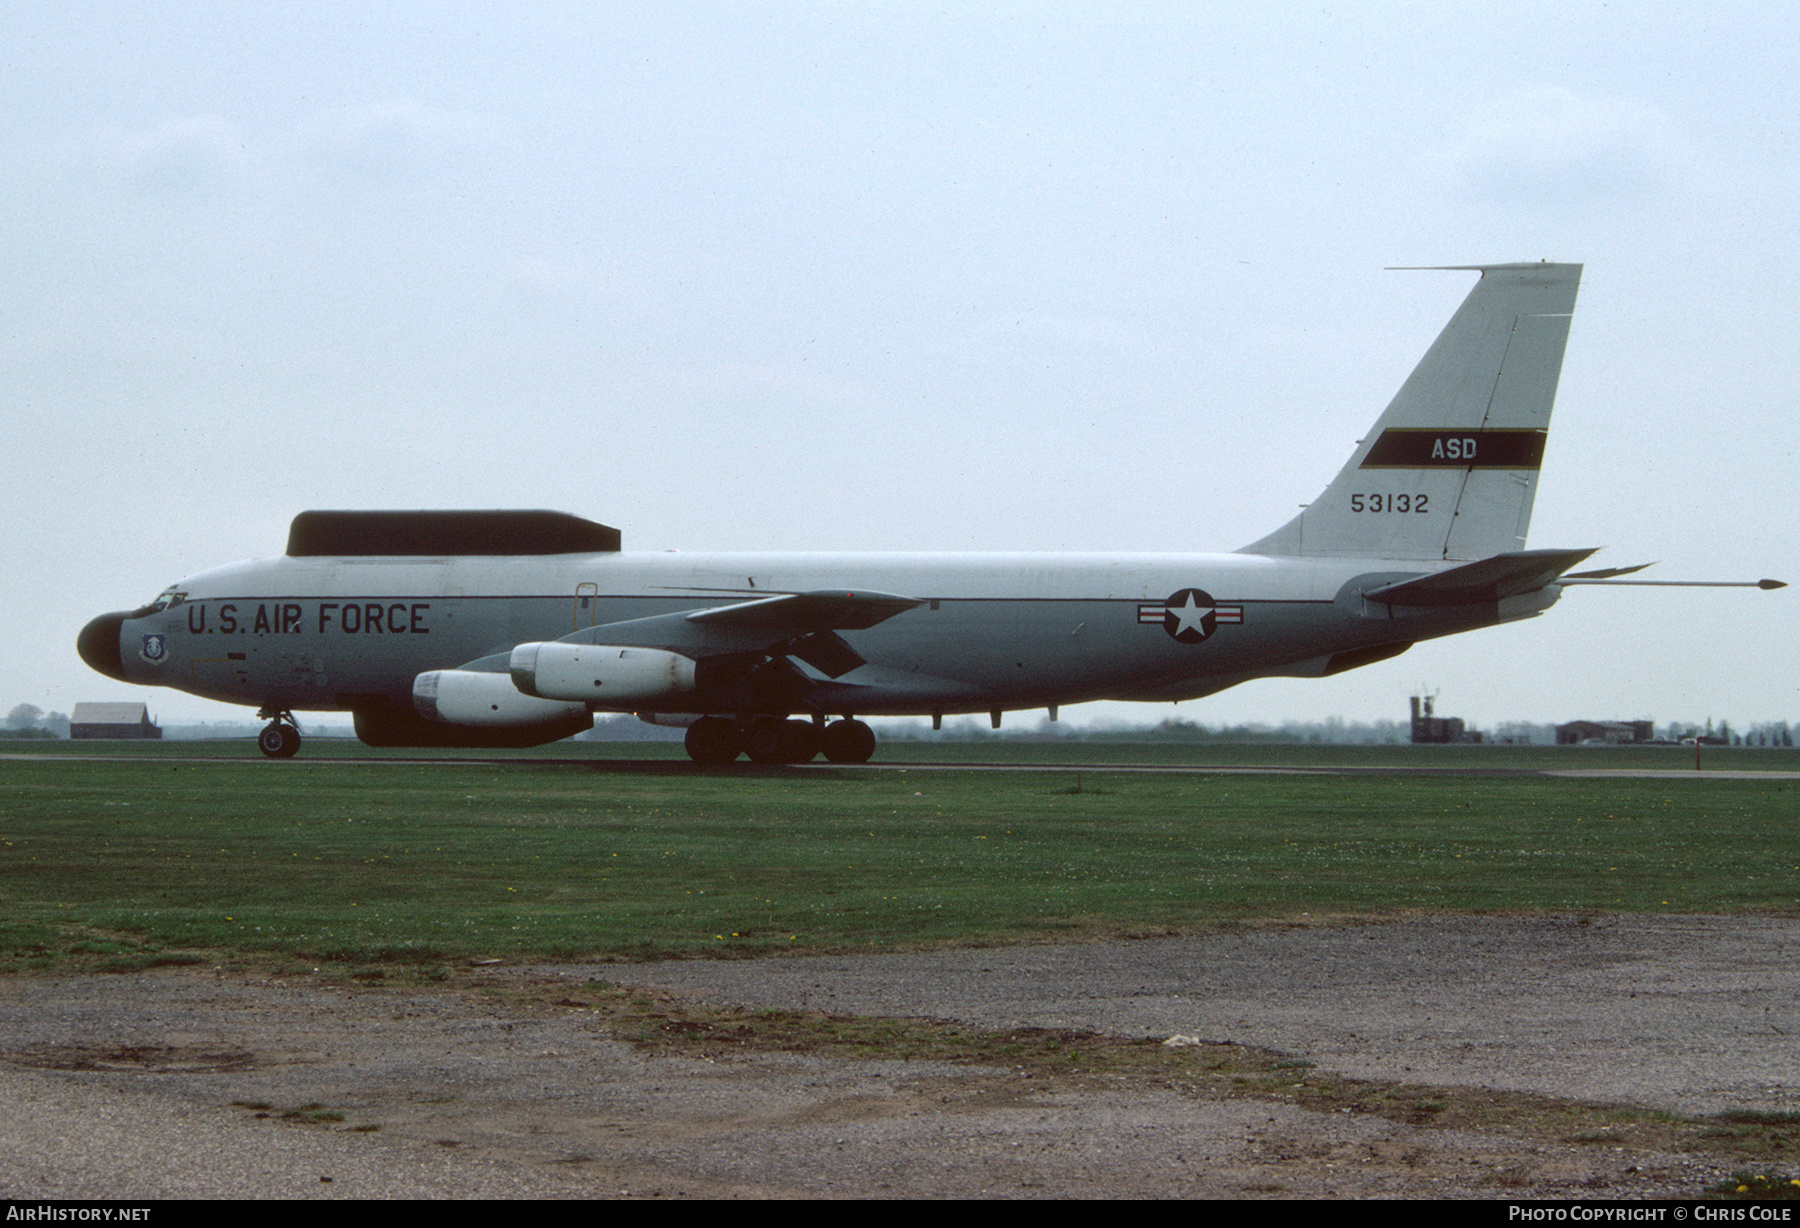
1239, 262, 1581, 561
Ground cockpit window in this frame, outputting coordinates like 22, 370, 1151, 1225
147, 590, 186, 613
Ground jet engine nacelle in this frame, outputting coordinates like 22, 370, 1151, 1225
414, 668, 589, 727
510, 642, 699, 703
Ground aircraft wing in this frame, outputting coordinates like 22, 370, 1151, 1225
682, 589, 923, 632
1360, 548, 1598, 606
554, 588, 925, 679
678, 590, 925, 676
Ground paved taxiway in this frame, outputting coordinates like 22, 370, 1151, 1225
9, 750, 1799, 782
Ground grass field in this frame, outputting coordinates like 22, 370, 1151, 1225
2, 742, 1794, 974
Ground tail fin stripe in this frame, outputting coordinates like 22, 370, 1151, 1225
1359, 428, 1546, 469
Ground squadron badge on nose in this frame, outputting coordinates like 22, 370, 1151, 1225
1138, 589, 1242, 644
139, 634, 167, 664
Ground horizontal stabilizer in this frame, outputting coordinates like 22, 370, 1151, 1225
1563, 562, 1655, 579
1361, 548, 1597, 606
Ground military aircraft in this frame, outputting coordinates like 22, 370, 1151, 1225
77, 262, 1781, 762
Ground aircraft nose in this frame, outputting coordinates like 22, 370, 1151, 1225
77, 611, 131, 682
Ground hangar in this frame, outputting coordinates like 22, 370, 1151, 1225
1555, 720, 1655, 745
69, 702, 162, 740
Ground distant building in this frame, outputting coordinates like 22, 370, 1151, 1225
69, 702, 162, 740
1410, 694, 1482, 744
1555, 720, 1654, 746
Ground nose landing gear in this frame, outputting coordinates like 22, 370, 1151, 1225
256, 710, 301, 758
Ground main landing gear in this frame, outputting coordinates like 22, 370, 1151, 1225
256, 710, 301, 759
684, 716, 876, 765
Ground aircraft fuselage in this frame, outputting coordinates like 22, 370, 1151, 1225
96, 549, 1555, 717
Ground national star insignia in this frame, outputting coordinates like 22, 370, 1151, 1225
1137, 588, 1243, 644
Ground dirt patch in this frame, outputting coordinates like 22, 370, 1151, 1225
5, 1043, 259, 1073
629, 912, 1800, 1115
0, 913, 1794, 1198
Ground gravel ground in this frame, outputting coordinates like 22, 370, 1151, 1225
0, 913, 1793, 1199
632, 913, 1800, 1115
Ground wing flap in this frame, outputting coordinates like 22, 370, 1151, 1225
786, 630, 868, 678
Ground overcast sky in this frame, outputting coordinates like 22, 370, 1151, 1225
6, 2, 1795, 731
